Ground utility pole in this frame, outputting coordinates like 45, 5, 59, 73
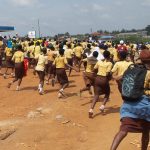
90, 28, 93, 33
38, 19, 41, 38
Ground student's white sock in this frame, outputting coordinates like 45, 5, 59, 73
100, 105, 105, 110
38, 84, 41, 89
59, 88, 64, 92
39, 87, 43, 92
89, 109, 93, 113
16, 86, 20, 91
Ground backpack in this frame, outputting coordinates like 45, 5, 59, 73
121, 64, 147, 102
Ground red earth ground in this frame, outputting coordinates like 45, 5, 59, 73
0, 68, 148, 150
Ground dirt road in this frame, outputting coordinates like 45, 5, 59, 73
0, 69, 145, 150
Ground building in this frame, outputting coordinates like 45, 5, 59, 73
0, 26, 14, 32
116, 31, 147, 38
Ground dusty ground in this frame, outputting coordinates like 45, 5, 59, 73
0, 68, 147, 150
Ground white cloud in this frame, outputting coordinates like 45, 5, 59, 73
92, 3, 104, 11
80, 8, 89, 13
141, 0, 150, 6
114, 1, 123, 6
100, 14, 110, 19
10, 0, 39, 6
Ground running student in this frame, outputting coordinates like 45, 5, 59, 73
3, 40, 14, 79
73, 42, 83, 71
79, 51, 99, 96
33, 41, 41, 75
82, 43, 92, 70
46, 46, 56, 85
89, 51, 113, 118
64, 43, 74, 76
111, 51, 133, 93
7, 45, 24, 91
53, 47, 69, 98
53, 47, 78, 98
28, 41, 35, 68
110, 50, 150, 150
35, 48, 48, 95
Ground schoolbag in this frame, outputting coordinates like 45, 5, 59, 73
121, 64, 147, 102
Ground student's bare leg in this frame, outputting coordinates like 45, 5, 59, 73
3, 67, 8, 78
141, 130, 149, 150
62, 83, 69, 90
18, 78, 22, 86
7, 77, 18, 88
47, 74, 51, 83
11, 68, 14, 77
16, 78, 22, 91
80, 85, 91, 93
91, 95, 99, 109
39, 72, 45, 94
68, 68, 72, 76
40, 79, 44, 88
100, 83, 110, 111
110, 130, 128, 150
89, 95, 99, 118
58, 83, 69, 98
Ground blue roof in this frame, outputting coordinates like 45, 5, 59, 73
0, 26, 14, 32
101, 35, 114, 39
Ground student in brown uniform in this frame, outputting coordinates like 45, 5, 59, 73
3, 46, 14, 79
73, 42, 83, 71
7, 45, 24, 91
111, 51, 133, 93
35, 48, 48, 95
46, 46, 56, 85
79, 51, 98, 96
33, 41, 41, 75
28, 41, 35, 68
65, 43, 74, 76
53, 46, 69, 97
110, 50, 150, 150
89, 51, 113, 118
82, 43, 92, 70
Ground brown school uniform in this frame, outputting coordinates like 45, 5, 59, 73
94, 60, 113, 97
73, 46, 83, 66
47, 50, 56, 75
111, 61, 133, 93
5, 47, 14, 68
33, 46, 41, 66
12, 51, 24, 79
65, 48, 73, 66
82, 57, 97, 86
28, 45, 35, 65
120, 71, 150, 132
53, 55, 68, 85
35, 54, 48, 82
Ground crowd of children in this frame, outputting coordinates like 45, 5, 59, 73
0, 35, 149, 150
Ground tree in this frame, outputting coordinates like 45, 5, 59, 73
64, 32, 70, 36
121, 29, 126, 33
145, 25, 150, 35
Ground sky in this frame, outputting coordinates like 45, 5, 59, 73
0, 0, 150, 36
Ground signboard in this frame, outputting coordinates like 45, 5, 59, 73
28, 31, 36, 39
